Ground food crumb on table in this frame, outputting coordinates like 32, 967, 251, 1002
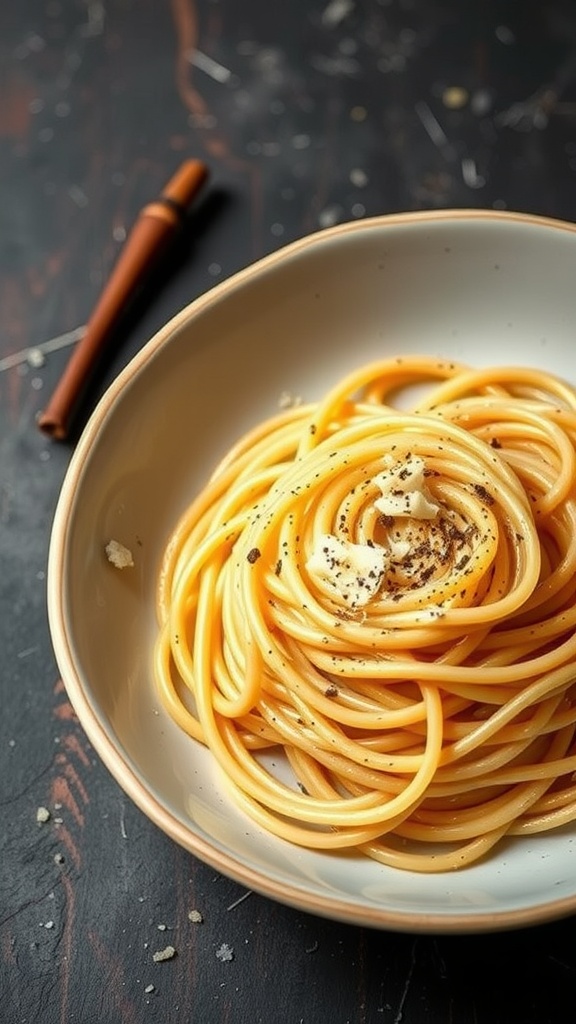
215, 943, 234, 962
152, 945, 176, 963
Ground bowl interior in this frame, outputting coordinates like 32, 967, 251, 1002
49, 211, 576, 931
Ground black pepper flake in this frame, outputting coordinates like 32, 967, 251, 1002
473, 483, 495, 505
324, 684, 339, 698
275, 559, 282, 575
247, 547, 261, 563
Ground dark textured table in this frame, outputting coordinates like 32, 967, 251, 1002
3, 3, 576, 1022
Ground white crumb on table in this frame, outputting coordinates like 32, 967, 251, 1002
152, 945, 176, 963
215, 943, 234, 962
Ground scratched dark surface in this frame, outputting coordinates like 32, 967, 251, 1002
3, 2, 576, 1022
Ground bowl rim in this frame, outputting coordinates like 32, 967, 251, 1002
47, 207, 576, 933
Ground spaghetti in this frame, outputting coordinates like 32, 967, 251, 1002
154, 356, 576, 871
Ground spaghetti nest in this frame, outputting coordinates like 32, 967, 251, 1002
155, 356, 576, 871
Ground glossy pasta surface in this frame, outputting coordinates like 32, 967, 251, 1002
155, 356, 576, 871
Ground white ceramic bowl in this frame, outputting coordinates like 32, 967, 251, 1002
48, 210, 576, 933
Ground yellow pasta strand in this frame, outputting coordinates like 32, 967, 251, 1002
154, 356, 576, 871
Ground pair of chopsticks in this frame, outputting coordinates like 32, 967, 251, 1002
38, 159, 209, 441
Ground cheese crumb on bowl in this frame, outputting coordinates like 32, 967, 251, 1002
105, 539, 134, 569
